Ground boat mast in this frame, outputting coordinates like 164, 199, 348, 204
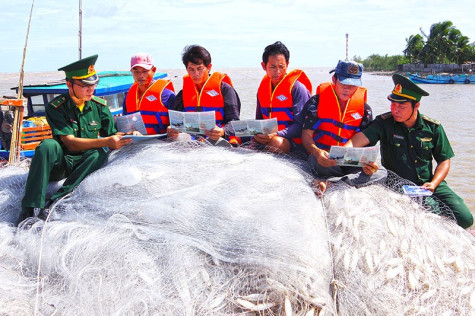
7, 0, 35, 164
79, 0, 82, 59
18, 0, 35, 100
345, 33, 349, 61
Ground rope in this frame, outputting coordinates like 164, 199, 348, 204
319, 194, 340, 314
34, 192, 71, 315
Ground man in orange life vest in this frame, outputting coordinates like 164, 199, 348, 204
255, 41, 312, 154
123, 53, 175, 135
167, 45, 241, 146
302, 60, 384, 193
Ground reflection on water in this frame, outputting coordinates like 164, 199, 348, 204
1, 68, 474, 214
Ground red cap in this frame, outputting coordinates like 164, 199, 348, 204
130, 53, 154, 71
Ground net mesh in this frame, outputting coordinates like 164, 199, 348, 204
0, 140, 335, 315
0, 140, 474, 315
0, 162, 29, 223
324, 180, 475, 315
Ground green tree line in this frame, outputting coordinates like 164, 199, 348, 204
356, 21, 475, 71
354, 54, 408, 71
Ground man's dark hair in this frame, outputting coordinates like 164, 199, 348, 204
262, 41, 290, 64
182, 45, 212, 67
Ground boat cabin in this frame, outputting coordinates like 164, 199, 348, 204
0, 71, 167, 159
17, 71, 167, 117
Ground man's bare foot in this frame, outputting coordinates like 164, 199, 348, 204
468, 229, 475, 237
312, 179, 327, 197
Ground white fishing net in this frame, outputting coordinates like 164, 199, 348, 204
0, 163, 29, 223
323, 180, 475, 316
0, 140, 474, 315
0, 140, 335, 315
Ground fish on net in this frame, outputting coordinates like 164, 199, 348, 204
323, 175, 474, 315
0, 139, 473, 315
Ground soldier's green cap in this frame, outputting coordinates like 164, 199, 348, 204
58, 54, 99, 85
388, 73, 429, 103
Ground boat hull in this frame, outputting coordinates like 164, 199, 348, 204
408, 73, 475, 84
0, 149, 35, 159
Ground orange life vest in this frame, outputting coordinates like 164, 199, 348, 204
257, 69, 312, 144
312, 82, 367, 150
125, 79, 174, 134
182, 72, 233, 127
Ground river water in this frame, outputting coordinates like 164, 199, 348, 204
1, 68, 473, 216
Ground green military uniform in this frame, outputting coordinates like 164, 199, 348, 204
19, 55, 117, 224
361, 74, 473, 228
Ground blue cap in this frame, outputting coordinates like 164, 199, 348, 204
329, 60, 363, 86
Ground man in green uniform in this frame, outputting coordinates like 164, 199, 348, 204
347, 74, 473, 229
18, 55, 132, 225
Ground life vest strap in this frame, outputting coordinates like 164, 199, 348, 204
314, 118, 361, 131
313, 130, 350, 144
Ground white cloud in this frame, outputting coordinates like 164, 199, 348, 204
1, 0, 474, 72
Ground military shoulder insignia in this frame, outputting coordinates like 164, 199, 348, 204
422, 115, 440, 125
91, 96, 107, 106
50, 96, 67, 108
380, 111, 393, 120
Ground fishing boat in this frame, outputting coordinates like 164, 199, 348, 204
0, 0, 173, 162
408, 72, 475, 84
0, 71, 167, 159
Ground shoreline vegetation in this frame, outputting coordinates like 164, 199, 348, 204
355, 20, 475, 73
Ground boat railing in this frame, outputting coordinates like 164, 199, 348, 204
98, 71, 133, 78
1, 99, 52, 159
20, 124, 52, 150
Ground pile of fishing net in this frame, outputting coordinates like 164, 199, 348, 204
0, 162, 29, 223
0, 139, 474, 315
0, 141, 335, 315
324, 176, 475, 315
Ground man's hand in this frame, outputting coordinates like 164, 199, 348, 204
254, 132, 277, 144
167, 126, 180, 140
107, 135, 132, 149
422, 182, 437, 192
116, 130, 142, 136
314, 148, 337, 167
205, 126, 224, 141
362, 161, 379, 175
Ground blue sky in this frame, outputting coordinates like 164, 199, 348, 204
2, 0, 474, 73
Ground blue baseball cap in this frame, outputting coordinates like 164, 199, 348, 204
329, 60, 363, 86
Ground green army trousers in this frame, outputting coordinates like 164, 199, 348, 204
20, 138, 108, 219
428, 181, 473, 229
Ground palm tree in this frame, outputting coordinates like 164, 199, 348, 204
404, 21, 473, 66
448, 28, 470, 64
468, 42, 475, 62
420, 21, 454, 64
404, 34, 424, 63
